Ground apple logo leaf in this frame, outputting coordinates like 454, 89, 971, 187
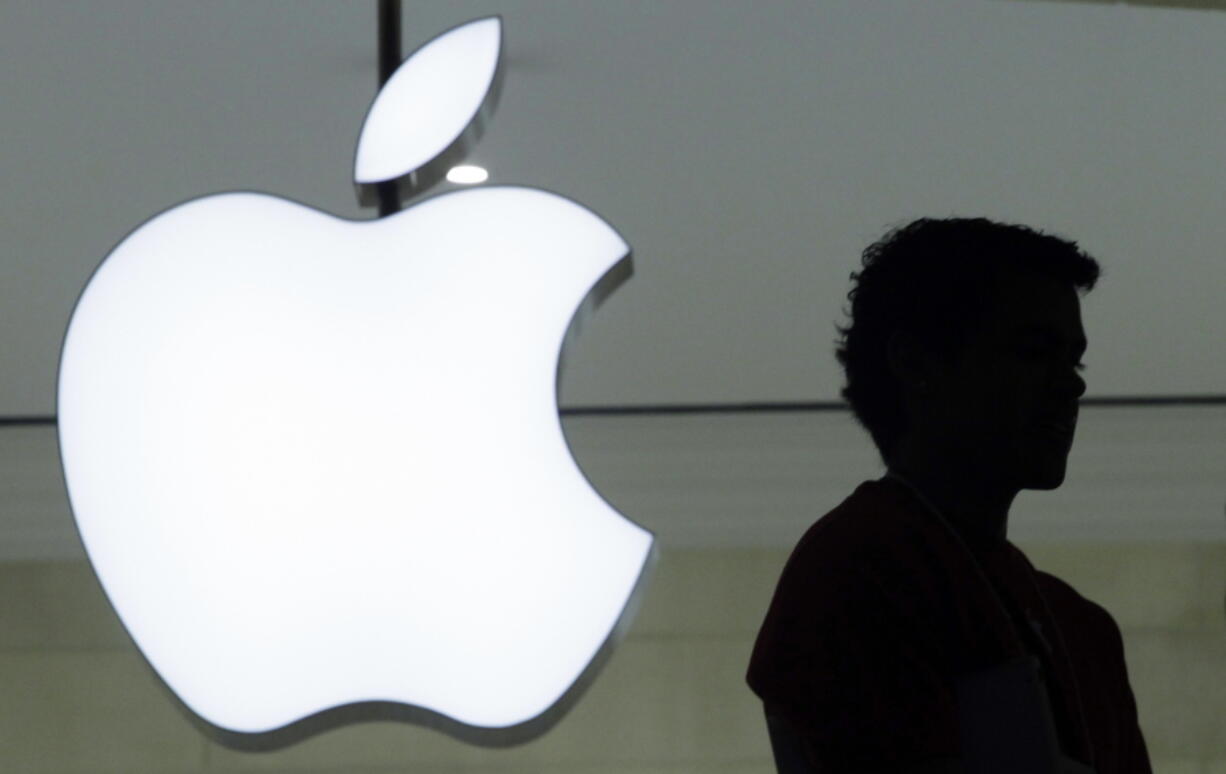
353, 15, 504, 206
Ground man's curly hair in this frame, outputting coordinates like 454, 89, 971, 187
833, 217, 1102, 466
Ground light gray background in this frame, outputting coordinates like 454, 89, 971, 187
1, 0, 1223, 557
2, 0, 1222, 414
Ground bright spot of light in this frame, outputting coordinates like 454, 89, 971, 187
447, 165, 489, 185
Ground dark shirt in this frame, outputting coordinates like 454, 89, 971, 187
747, 477, 1152, 773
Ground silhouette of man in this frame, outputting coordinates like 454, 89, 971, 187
747, 218, 1152, 774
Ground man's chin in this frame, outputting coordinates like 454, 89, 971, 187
1024, 460, 1068, 490
1025, 478, 1064, 491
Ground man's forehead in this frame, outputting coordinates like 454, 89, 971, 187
982, 271, 1087, 351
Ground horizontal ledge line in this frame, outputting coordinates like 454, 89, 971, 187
561, 395, 1226, 416
2, 394, 1224, 426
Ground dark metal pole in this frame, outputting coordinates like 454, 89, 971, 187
376, 0, 402, 217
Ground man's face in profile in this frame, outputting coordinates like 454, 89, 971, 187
923, 268, 1088, 494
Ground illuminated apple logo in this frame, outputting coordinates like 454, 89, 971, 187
56, 16, 655, 749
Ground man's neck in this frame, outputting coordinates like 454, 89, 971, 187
884, 460, 1014, 548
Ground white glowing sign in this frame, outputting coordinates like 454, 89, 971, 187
56, 16, 655, 748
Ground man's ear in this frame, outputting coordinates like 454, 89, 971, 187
887, 329, 932, 393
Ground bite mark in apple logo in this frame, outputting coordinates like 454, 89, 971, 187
56, 16, 656, 751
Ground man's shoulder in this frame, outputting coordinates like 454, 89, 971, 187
781, 477, 946, 584
761, 477, 961, 640
750, 479, 972, 768
1030, 568, 1090, 605
1030, 567, 1123, 643
788, 479, 909, 555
